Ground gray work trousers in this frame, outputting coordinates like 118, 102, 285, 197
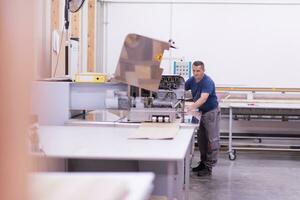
197, 107, 221, 169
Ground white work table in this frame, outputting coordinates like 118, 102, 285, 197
39, 125, 194, 161
38, 125, 196, 200
30, 172, 154, 200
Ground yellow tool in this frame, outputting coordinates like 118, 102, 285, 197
75, 73, 107, 83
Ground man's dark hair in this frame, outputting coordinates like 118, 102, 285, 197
193, 61, 205, 70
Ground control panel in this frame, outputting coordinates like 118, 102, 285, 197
173, 61, 192, 80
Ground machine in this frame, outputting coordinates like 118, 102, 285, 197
127, 75, 185, 123
103, 75, 185, 123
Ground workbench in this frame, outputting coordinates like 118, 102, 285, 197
38, 124, 196, 200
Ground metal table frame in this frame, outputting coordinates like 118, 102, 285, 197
226, 103, 300, 160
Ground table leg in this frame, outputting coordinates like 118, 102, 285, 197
228, 107, 236, 160
229, 107, 233, 154
184, 140, 192, 200
167, 162, 176, 200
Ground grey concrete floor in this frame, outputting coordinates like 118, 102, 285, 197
189, 150, 300, 200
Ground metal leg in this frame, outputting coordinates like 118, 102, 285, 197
228, 107, 236, 160
184, 140, 193, 200
190, 129, 196, 164
229, 107, 232, 154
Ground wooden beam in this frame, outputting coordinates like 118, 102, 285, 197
51, 0, 60, 30
71, 11, 82, 72
87, 0, 96, 72
51, 0, 64, 77
217, 87, 300, 93
71, 11, 80, 38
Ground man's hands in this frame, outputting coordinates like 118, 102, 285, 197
185, 103, 198, 112
185, 92, 209, 112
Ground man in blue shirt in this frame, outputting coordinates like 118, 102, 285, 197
185, 61, 220, 176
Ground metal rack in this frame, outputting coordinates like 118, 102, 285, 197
220, 103, 300, 160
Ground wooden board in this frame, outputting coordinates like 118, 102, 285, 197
71, 11, 80, 38
128, 123, 180, 140
87, 0, 96, 72
71, 10, 82, 73
51, 0, 59, 30
51, 0, 62, 77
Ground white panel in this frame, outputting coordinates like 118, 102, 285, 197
70, 39, 79, 80
105, 3, 172, 74
31, 82, 70, 125
172, 4, 300, 87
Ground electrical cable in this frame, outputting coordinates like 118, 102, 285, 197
53, 0, 86, 77
69, 0, 86, 13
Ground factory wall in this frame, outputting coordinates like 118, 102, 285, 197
97, 0, 300, 88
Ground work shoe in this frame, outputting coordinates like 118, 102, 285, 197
192, 162, 205, 172
197, 166, 212, 176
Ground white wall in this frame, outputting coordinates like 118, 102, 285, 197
99, 2, 172, 74
97, 0, 300, 88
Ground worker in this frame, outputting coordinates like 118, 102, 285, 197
185, 61, 220, 176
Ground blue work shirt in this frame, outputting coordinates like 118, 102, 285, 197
185, 74, 218, 113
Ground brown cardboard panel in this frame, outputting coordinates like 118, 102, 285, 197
114, 34, 170, 91
135, 65, 151, 79
124, 71, 139, 86
128, 122, 180, 139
